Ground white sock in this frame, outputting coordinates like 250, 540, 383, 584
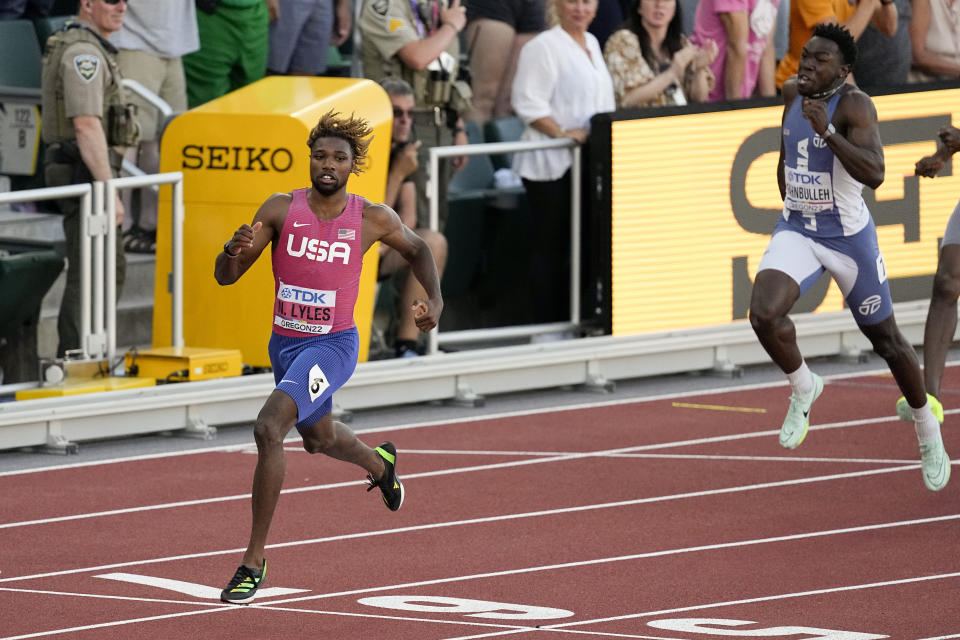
912, 402, 941, 443
786, 361, 814, 397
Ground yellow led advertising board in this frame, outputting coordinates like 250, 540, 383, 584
599, 87, 960, 337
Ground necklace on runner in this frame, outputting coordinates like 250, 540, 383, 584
809, 76, 846, 101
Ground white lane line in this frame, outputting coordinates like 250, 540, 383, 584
0, 588, 664, 640
0, 585, 225, 607
0, 586, 661, 639
542, 571, 960, 632
0, 607, 232, 640
0, 463, 923, 583
255, 513, 960, 607
2, 515, 957, 640
0, 412, 921, 530
3, 362, 948, 478
396, 449, 919, 465
438, 571, 960, 640
257, 610, 669, 640
94, 572, 308, 599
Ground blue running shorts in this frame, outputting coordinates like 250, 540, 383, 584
268, 328, 359, 428
757, 217, 893, 326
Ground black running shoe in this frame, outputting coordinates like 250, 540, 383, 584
367, 441, 404, 511
220, 559, 266, 603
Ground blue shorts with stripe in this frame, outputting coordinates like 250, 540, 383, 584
268, 328, 359, 428
757, 217, 893, 326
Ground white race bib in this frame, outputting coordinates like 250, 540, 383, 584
784, 166, 834, 214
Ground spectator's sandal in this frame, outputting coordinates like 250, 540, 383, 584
123, 228, 156, 254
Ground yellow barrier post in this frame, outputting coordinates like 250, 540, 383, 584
155, 77, 390, 367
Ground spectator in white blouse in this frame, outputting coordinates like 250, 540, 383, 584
511, 0, 615, 325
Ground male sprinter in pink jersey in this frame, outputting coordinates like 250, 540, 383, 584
214, 110, 442, 603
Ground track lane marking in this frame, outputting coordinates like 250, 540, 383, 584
439, 570, 960, 639
397, 449, 919, 464
2, 516, 957, 639
540, 571, 960, 633
0, 412, 928, 530
0, 589, 667, 640
0, 465, 941, 583
2, 366, 957, 637
94, 572, 308, 599
0, 606, 234, 640
0, 588, 668, 640
5, 362, 956, 478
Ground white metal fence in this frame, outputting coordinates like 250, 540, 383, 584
0, 172, 184, 365
426, 138, 580, 354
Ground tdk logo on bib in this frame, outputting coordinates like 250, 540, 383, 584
286, 235, 351, 263
278, 281, 336, 307
279, 286, 329, 305
786, 170, 823, 184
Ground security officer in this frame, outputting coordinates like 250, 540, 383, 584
359, 0, 472, 231
41, 0, 139, 357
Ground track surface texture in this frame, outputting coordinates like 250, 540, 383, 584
2, 356, 959, 640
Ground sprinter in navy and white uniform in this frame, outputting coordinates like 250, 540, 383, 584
748, 23, 950, 491
901, 125, 960, 428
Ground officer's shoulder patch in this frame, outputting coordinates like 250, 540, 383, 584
371, 0, 388, 15
73, 54, 100, 83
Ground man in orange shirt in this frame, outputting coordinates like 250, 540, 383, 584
775, 0, 897, 89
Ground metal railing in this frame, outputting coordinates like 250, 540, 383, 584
0, 183, 93, 353
427, 137, 580, 354
0, 173, 184, 365
105, 172, 185, 359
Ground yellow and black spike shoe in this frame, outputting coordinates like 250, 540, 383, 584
220, 559, 266, 604
366, 441, 404, 511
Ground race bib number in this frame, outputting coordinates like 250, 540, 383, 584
784, 167, 834, 214
274, 281, 336, 334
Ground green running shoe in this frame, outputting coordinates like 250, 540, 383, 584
896, 394, 944, 424
220, 559, 266, 604
779, 373, 824, 449
367, 441, 404, 511
919, 435, 951, 492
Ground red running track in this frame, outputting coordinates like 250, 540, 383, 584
1, 365, 959, 639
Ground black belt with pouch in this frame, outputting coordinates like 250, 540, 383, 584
46, 141, 122, 183
45, 141, 92, 184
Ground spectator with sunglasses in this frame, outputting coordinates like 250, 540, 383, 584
377, 77, 448, 357
40, 0, 140, 356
